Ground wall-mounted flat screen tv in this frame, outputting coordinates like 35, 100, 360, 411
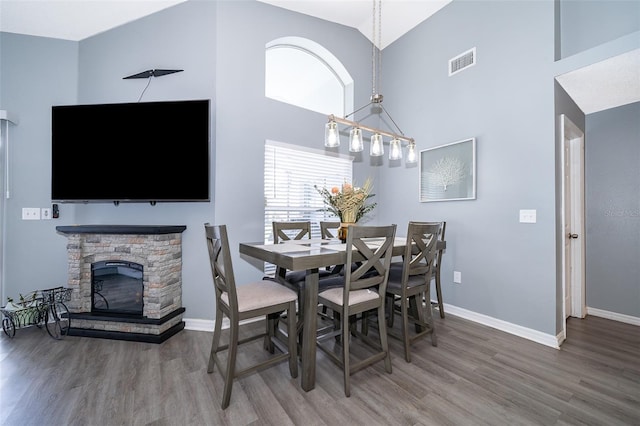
51, 99, 210, 203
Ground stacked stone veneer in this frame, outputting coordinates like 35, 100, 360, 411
59, 226, 185, 336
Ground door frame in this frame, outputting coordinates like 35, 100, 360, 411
560, 114, 586, 339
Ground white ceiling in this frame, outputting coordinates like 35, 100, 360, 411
0, 0, 188, 41
257, 0, 452, 49
555, 49, 640, 114
0, 0, 637, 115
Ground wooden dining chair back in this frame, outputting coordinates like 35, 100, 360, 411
316, 224, 396, 397
431, 221, 446, 318
205, 223, 298, 409
272, 221, 311, 243
385, 221, 441, 362
320, 221, 340, 239
272, 221, 312, 282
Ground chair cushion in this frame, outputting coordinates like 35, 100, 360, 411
387, 266, 427, 290
285, 269, 334, 285
318, 287, 379, 306
317, 275, 346, 291
221, 280, 297, 313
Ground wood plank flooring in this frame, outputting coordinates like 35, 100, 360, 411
1, 314, 638, 425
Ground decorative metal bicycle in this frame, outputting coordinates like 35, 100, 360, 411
1, 287, 72, 340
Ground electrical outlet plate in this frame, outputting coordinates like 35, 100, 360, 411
41, 208, 52, 220
22, 207, 40, 220
453, 271, 462, 283
519, 209, 537, 223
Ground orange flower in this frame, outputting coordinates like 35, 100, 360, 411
331, 186, 340, 194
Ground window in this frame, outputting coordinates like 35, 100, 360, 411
264, 141, 352, 273
265, 37, 353, 116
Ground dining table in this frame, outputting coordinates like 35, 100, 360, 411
239, 236, 445, 391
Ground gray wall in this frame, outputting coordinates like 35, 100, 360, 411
0, 32, 78, 301
378, 0, 559, 334
585, 102, 640, 317
559, 0, 640, 59
1, 0, 638, 336
72, 1, 217, 322
0, 0, 374, 320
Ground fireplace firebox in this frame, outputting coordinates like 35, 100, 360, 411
92, 261, 143, 316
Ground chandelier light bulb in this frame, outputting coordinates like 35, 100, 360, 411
406, 142, 417, 164
370, 133, 384, 156
389, 138, 402, 161
324, 121, 340, 147
349, 128, 364, 152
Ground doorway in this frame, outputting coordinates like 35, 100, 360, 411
561, 114, 586, 340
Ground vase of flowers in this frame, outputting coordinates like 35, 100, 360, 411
315, 178, 377, 242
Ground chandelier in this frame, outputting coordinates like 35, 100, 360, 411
324, 0, 417, 164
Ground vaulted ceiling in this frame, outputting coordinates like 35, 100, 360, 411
0, 0, 637, 115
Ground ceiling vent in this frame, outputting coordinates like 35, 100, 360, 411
449, 47, 476, 76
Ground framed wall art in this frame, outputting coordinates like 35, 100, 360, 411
419, 137, 476, 202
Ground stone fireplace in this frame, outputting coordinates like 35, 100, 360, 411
56, 225, 187, 343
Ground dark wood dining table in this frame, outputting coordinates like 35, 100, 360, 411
239, 236, 412, 391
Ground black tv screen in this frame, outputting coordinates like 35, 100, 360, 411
51, 99, 210, 203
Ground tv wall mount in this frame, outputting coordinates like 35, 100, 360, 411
123, 69, 183, 79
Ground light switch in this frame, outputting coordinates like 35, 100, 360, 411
519, 209, 537, 223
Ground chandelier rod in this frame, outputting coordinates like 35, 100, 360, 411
328, 114, 414, 144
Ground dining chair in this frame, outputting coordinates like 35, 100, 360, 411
430, 221, 446, 318
385, 221, 440, 362
204, 223, 298, 409
272, 221, 312, 281
320, 221, 340, 239
316, 224, 396, 397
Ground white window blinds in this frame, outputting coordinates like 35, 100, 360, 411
264, 141, 352, 273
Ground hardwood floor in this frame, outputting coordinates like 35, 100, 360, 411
1, 313, 638, 425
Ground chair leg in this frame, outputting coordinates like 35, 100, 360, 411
400, 296, 411, 363
410, 295, 424, 333
424, 290, 438, 347
208, 308, 224, 373
386, 294, 395, 328
265, 313, 276, 354
287, 301, 298, 378
377, 304, 392, 374
342, 309, 351, 397
221, 319, 239, 410
435, 273, 445, 318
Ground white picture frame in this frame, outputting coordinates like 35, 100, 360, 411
419, 137, 476, 202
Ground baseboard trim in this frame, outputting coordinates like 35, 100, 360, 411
587, 307, 640, 326
187, 305, 560, 350
184, 316, 261, 332
187, 306, 638, 347
442, 304, 560, 349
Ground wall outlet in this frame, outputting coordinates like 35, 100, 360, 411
22, 208, 40, 220
41, 208, 52, 220
453, 271, 462, 284
519, 209, 537, 223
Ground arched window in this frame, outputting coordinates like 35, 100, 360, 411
266, 37, 353, 116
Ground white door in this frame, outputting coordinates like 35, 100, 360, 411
561, 115, 586, 329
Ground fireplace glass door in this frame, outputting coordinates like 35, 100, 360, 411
91, 261, 143, 315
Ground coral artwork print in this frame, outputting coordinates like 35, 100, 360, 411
429, 156, 466, 191
420, 137, 476, 202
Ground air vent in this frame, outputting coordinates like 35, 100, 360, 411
449, 47, 476, 76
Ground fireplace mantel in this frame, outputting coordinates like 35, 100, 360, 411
56, 225, 186, 235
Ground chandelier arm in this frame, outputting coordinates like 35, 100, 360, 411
344, 100, 375, 120
379, 103, 406, 136
328, 115, 413, 144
